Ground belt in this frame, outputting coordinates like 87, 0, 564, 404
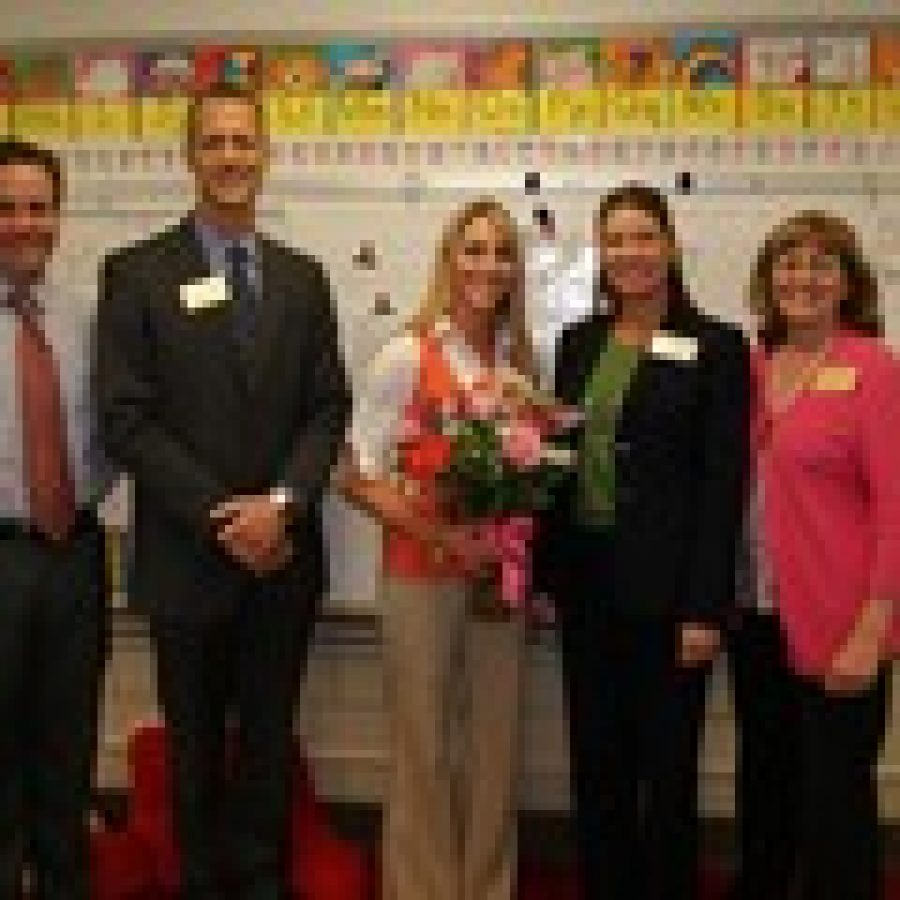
0, 507, 99, 542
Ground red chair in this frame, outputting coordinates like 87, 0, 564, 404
290, 827, 370, 900
119, 723, 371, 900
127, 720, 171, 818
126, 721, 181, 896
288, 742, 371, 900
90, 824, 156, 900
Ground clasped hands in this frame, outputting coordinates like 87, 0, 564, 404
209, 494, 293, 576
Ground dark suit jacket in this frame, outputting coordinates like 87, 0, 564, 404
536, 302, 750, 625
98, 216, 351, 622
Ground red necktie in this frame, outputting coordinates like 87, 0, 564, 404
12, 287, 76, 540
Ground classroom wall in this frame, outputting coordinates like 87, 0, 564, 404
8, 0, 900, 817
5, 0, 900, 41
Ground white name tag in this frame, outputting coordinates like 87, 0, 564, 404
650, 333, 698, 362
180, 275, 229, 313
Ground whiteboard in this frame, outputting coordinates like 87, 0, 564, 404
55, 143, 900, 613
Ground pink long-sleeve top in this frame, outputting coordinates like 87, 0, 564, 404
754, 331, 900, 678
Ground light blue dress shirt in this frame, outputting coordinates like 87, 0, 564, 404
194, 217, 260, 294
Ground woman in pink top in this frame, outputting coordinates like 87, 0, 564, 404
730, 211, 900, 900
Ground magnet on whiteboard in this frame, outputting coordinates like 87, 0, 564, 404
353, 243, 378, 270
372, 292, 394, 315
533, 206, 555, 239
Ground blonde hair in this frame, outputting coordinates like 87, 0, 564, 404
408, 197, 538, 384
749, 210, 882, 347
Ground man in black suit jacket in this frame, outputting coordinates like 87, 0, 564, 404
98, 84, 351, 900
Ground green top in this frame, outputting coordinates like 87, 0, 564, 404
576, 338, 643, 528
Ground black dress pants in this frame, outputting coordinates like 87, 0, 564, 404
0, 517, 107, 900
154, 574, 315, 900
560, 584, 709, 900
730, 611, 889, 900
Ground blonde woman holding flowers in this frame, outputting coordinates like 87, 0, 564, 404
339, 198, 542, 900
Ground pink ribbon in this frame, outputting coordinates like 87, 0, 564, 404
477, 514, 555, 623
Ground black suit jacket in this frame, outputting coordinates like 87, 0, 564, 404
536, 303, 750, 625
98, 216, 351, 622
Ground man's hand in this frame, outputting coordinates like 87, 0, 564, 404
210, 494, 293, 575
678, 622, 721, 668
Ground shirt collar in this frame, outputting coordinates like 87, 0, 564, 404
193, 215, 257, 261
0, 273, 47, 318
432, 316, 510, 387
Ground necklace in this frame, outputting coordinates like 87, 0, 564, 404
766, 341, 832, 418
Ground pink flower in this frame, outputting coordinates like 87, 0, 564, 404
401, 411, 424, 441
500, 419, 545, 469
439, 396, 463, 421
525, 402, 583, 435
467, 384, 502, 421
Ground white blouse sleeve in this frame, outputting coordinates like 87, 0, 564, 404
349, 331, 420, 479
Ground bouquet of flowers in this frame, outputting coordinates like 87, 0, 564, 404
432, 368, 581, 621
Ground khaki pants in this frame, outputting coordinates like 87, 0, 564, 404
381, 575, 525, 900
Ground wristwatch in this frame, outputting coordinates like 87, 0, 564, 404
269, 485, 295, 516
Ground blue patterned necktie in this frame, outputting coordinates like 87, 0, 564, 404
226, 240, 256, 353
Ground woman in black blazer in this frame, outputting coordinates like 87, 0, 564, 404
536, 184, 750, 900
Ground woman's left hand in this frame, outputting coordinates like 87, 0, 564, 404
822, 601, 890, 694
678, 623, 721, 667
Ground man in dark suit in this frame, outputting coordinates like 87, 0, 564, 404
98, 84, 351, 900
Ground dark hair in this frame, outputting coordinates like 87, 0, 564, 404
0, 138, 64, 209
185, 82, 266, 155
592, 182, 694, 321
749, 210, 882, 347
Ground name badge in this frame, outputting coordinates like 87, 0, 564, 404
650, 332, 699, 362
180, 275, 229, 313
814, 365, 857, 392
